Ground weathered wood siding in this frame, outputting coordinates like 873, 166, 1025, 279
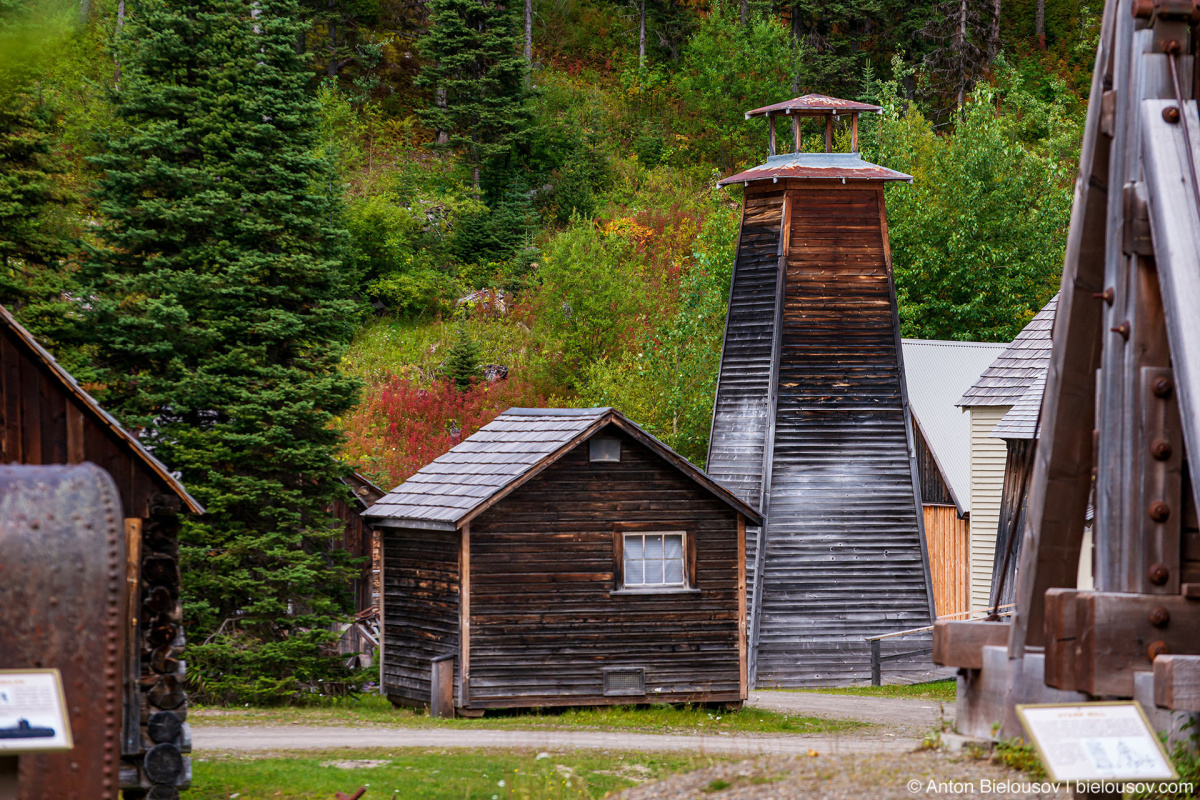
915, 425, 956, 507
989, 439, 1036, 609
706, 185, 784, 629
381, 528, 460, 704
925, 505, 969, 617
968, 406, 1010, 610
466, 425, 743, 708
0, 327, 177, 518
753, 184, 932, 686
332, 497, 379, 613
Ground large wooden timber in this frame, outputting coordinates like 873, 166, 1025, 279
710, 99, 933, 686
0, 304, 202, 794
370, 408, 761, 712
946, 0, 1200, 742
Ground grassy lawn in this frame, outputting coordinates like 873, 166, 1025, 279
783, 679, 956, 704
190, 695, 867, 736
192, 747, 724, 799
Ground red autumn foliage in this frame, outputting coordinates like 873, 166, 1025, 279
342, 374, 546, 489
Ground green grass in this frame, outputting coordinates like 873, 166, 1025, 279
192, 747, 723, 799
782, 679, 956, 704
190, 694, 867, 735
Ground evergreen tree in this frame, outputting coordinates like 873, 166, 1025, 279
445, 322, 481, 391
82, 0, 362, 702
416, 0, 531, 190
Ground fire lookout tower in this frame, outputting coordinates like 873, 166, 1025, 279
708, 94, 934, 686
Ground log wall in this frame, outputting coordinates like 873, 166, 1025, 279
465, 425, 744, 708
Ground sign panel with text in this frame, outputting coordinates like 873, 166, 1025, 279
0, 669, 73, 752
1016, 702, 1176, 783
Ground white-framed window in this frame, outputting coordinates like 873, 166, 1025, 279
622, 532, 686, 588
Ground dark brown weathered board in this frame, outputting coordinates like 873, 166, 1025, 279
380, 527, 460, 705
465, 427, 743, 708
990, 439, 1037, 609
915, 425, 956, 508
0, 306, 199, 793
750, 184, 932, 686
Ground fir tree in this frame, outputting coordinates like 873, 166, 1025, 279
445, 323, 481, 391
416, 0, 531, 190
82, 0, 361, 702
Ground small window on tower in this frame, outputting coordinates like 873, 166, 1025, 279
589, 438, 620, 463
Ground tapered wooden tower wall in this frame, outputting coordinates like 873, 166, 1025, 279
709, 96, 935, 686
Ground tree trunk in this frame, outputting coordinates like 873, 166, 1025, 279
638, 0, 646, 69
957, 0, 966, 107
114, 0, 125, 87
436, 87, 450, 145
1036, 0, 1046, 49
739, 0, 748, 26
326, 0, 338, 77
79, 0, 90, 28
524, 0, 532, 64
988, 0, 1001, 63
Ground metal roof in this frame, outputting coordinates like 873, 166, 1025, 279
717, 152, 912, 186
992, 369, 1047, 441
902, 339, 1008, 515
0, 304, 204, 514
958, 294, 1058, 408
746, 94, 882, 118
366, 407, 764, 530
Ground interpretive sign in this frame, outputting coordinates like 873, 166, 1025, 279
0, 670, 73, 752
1016, 702, 1176, 783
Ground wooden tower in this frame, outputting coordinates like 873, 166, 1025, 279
934, 0, 1200, 742
708, 94, 935, 686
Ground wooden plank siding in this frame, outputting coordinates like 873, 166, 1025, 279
989, 439, 1036, 609
464, 427, 743, 708
915, 425, 956, 507
752, 185, 932, 686
381, 528, 461, 704
0, 325, 181, 519
925, 505, 969, 617
968, 406, 1010, 610
706, 185, 784, 639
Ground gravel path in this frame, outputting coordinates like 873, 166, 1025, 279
749, 692, 954, 736
191, 725, 917, 757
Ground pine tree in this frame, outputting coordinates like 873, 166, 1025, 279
445, 323, 481, 391
416, 0, 531, 190
82, 0, 362, 702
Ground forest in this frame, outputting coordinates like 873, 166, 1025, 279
0, 0, 1093, 701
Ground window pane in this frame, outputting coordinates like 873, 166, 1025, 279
664, 535, 683, 559
645, 558, 664, 585
664, 558, 684, 585
625, 535, 643, 560
644, 535, 663, 560
625, 559, 644, 585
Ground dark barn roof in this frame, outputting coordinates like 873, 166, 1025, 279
0, 304, 203, 514
366, 407, 764, 531
958, 294, 1058, 408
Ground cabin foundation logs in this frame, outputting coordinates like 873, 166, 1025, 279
120, 494, 190, 798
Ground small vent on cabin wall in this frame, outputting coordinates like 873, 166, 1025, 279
603, 667, 645, 696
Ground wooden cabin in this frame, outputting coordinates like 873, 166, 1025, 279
707, 93, 933, 687
0, 303, 203, 795
333, 471, 386, 614
901, 339, 1006, 618
367, 407, 762, 713
956, 295, 1057, 611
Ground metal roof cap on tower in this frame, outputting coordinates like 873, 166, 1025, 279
717, 152, 912, 186
746, 93, 882, 118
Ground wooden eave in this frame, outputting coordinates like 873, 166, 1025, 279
0, 303, 205, 515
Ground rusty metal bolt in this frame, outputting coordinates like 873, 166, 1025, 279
1164, 39, 1183, 54
1093, 287, 1115, 305
1149, 640, 1170, 661
1150, 501, 1171, 522
1154, 376, 1174, 397
1164, 106, 1182, 123
1150, 606, 1171, 627
1112, 320, 1132, 339
1149, 562, 1171, 585
1133, 0, 1156, 15
1152, 439, 1173, 460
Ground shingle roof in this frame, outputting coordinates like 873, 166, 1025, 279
366, 407, 763, 530
745, 94, 882, 118
0, 303, 204, 514
902, 339, 1008, 515
958, 294, 1058, 408
992, 369, 1047, 441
